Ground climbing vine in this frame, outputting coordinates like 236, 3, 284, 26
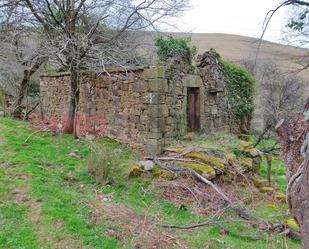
222, 60, 256, 133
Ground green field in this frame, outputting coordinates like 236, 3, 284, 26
0, 118, 301, 249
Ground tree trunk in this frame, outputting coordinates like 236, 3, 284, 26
62, 67, 80, 136
12, 56, 47, 119
276, 99, 309, 248
12, 70, 30, 118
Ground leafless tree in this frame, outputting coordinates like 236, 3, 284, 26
259, 0, 309, 70
0, 28, 47, 118
0, 0, 189, 135
241, 58, 304, 150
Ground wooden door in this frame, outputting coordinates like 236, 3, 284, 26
187, 87, 200, 131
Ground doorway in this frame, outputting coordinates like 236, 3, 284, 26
187, 87, 200, 132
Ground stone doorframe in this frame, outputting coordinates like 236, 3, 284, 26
183, 74, 205, 132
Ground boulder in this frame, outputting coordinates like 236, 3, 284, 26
138, 160, 155, 171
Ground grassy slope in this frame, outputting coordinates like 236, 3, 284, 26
0, 118, 301, 249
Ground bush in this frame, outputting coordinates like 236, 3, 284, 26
155, 36, 197, 65
87, 139, 138, 185
222, 60, 256, 133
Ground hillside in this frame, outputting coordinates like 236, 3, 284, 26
0, 118, 301, 248
139, 32, 309, 94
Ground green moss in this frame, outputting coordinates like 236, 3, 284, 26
226, 152, 237, 163
184, 152, 226, 172
177, 162, 216, 179
153, 168, 175, 180
241, 157, 253, 170
275, 193, 287, 202
259, 187, 275, 193
284, 219, 300, 231
128, 165, 144, 177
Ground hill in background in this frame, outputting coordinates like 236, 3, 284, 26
140, 32, 308, 92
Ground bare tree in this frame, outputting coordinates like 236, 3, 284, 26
0, 0, 188, 136
241, 58, 304, 150
0, 28, 47, 118
259, 0, 309, 70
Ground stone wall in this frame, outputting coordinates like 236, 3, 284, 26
40, 51, 232, 155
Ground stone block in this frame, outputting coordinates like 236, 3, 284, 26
145, 139, 164, 155
183, 74, 203, 87
133, 81, 148, 92
148, 132, 163, 139
211, 106, 218, 115
148, 105, 169, 118
142, 66, 166, 79
143, 93, 166, 104
148, 79, 168, 93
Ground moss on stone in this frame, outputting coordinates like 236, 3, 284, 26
241, 157, 253, 170
177, 162, 216, 179
244, 147, 261, 157
239, 140, 253, 149
153, 168, 175, 180
226, 152, 237, 163
259, 186, 274, 193
129, 165, 144, 177
275, 193, 287, 202
184, 152, 226, 172
284, 219, 300, 231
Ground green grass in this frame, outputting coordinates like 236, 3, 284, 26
0, 118, 301, 249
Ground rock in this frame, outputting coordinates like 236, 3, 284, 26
138, 160, 154, 171
68, 151, 79, 158
184, 152, 226, 172
153, 169, 175, 180
253, 179, 269, 188
129, 166, 144, 177
244, 147, 261, 157
259, 186, 275, 193
177, 162, 216, 179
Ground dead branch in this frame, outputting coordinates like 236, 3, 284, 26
152, 157, 301, 240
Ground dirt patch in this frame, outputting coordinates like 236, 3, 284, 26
90, 190, 189, 249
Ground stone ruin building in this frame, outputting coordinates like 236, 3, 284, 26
40, 50, 232, 154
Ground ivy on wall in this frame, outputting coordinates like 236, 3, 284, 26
155, 36, 197, 65
222, 60, 256, 133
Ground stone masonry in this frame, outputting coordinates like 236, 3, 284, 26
40, 50, 232, 155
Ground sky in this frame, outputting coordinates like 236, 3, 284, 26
176, 0, 289, 43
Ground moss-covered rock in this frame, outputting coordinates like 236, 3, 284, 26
129, 165, 144, 177
253, 179, 269, 188
284, 219, 300, 231
241, 157, 253, 170
275, 193, 287, 202
177, 162, 216, 179
226, 152, 237, 163
184, 152, 226, 172
153, 168, 175, 180
259, 186, 274, 193
244, 147, 261, 157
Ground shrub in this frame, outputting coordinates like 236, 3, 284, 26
87, 139, 138, 185
154, 36, 197, 65
222, 60, 256, 134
